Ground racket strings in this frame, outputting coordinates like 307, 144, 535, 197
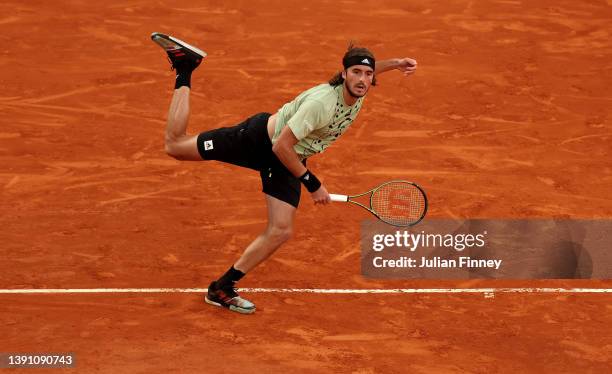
371, 182, 426, 226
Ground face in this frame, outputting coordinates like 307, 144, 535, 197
342, 65, 374, 98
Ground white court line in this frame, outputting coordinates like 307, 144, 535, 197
0, 288, 610, 294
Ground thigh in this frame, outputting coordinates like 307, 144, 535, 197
265, 193, 297, 229
197, 113, 271, 170
197, 124, 250, 168
260, 160, 302, 208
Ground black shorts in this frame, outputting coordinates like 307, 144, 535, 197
196, 112, 304, 208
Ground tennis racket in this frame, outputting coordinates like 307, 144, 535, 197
330, 180, 427, 227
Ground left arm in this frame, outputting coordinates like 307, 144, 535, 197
375, 58, 418, 77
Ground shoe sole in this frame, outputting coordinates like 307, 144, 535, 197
205, 296, 256, 315
150, 32, 207, 59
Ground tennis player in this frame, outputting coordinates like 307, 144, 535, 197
151, 33, 417, 314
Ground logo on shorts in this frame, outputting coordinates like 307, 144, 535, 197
204, 140, 214, 151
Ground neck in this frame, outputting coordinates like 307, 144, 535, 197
342, 83, 358, 106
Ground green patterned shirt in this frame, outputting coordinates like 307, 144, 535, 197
272, 84, 364, 159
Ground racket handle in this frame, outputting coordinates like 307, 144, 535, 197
329, 194, 348, 202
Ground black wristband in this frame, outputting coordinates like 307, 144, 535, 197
299, 170, 321, 193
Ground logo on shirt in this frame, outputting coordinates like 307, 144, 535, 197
204, 140, 214, 150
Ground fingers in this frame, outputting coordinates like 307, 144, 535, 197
313, 194, 331, 205
311, 185, 330, 205
401, 60, 417, 76
398, 60, 417, 76
314, 196, 331, 205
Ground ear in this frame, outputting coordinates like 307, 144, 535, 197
341, 70, 346, 79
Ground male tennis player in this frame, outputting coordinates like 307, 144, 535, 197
151, 32, 417, 314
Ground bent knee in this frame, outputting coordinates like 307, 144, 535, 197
266, 225, 293, 244
165, 141, 183, 160
165, 136, 201, 161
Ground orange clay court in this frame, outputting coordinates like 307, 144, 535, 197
1, 0, 611, 372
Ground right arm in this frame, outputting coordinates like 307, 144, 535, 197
272, 126, 330, 204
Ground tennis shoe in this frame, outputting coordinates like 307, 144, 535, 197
151, 32, 206, 72
205, 281, 256, 314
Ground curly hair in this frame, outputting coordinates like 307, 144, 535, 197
329, 42, 377, 87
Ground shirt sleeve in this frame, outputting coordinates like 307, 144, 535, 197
286, 100, 325, 140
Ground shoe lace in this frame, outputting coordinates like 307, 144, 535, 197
167, 56, 175, 71
225, 286, 239, 298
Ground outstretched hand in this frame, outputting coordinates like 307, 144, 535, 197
397, 58, 417, 76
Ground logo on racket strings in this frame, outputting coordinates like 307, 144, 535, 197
388, 189, 413, 212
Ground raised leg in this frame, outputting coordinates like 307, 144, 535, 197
164, 87, 202, 161
151, 32, 205, 161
